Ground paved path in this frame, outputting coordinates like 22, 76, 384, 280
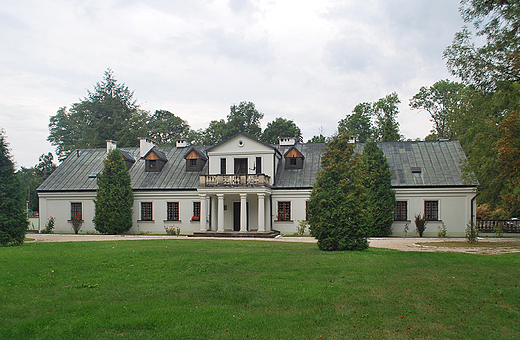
27, 234, 520, 254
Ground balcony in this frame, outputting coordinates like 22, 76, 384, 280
199, 174, 271, 188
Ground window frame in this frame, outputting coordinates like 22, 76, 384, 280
71, 202, 82, 221
394, 201, 408, 221
141, 202, 153, 221
424, 201, 439, 221
277, 201, 291, 221
167, 202, 180, 221
193, 201, 201, 220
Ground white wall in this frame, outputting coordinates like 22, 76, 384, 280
271, 189, 311, 235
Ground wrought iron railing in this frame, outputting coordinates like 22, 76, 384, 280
199, 174, 271, 188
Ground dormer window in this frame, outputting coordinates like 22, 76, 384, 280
184, 148, 207, 172
144, 148, 167, 172
284, 147, 304, 170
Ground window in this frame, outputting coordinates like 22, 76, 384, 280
256, 157, 262, 174
71, 202, 82, 220
189, 159, 197, 168
141, 202, 153, 221
167, 202, 179, 221
149, 160, 156, 169
394, 201, 407, 221
424, 201, 439, 221
221, 158, 226, 175
277, 202, 291, 221
193, 202, 201, 220
290, 158, 297, 166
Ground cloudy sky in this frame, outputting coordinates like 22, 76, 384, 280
1, 0, 464, 168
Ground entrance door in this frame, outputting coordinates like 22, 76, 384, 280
234, 158, 248, 175
233, 201, 249, 231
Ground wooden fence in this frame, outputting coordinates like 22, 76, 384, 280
476, 220, 520, 233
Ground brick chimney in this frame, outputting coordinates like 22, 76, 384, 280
279, 137, 296, 146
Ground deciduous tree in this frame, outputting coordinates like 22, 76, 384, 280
261, 117, 302, 144
338, 102, 373, 142
94, 149, 134, 234
148, 110, 191, 146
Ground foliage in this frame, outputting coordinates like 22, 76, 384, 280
93, 149, 134, 234
40, 216, 55, 234
296, 220, 308, 235
444, 0, 520, 91
414, 213, 427, 237
0, 130, 27, 246
17, 152, 57, 212
164, 225, 180, 236
48, 69, 149, 160
340, 93, 401, 143
226, 101, 264, 139
71, 214, 83, 235
1, 240, 520, 339
409, 79, 466, 139
337, 103, 373, 142
437, 222, 448, 238
307, 134, 329, 143
148, 110, 191, 146
308, 132, 369, 251
261, 117, 302, 144
402, 222, 410, 237
465, 221, 479, 243
360, 141, 395, 237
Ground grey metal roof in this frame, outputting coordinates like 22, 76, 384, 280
273, 143, 327, 189
357, 140, 477, 187
38, 146, 209, 192
38, 139, 475, 192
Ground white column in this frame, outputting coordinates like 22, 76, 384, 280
206, 196, 211, 231
240, 193, 247, 232
211, 196, 217, 231
257, 193, 265, 232
199, 194, 207, 232
217, 194, 225, 232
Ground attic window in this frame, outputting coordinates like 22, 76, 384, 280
285, 148, 304, 170
411, 167, 422, 173
88, 172, 99, 179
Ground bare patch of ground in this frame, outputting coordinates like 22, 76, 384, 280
27, 234, 520, 254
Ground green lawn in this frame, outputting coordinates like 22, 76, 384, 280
1, 240, 519, 339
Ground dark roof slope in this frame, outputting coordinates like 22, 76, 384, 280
273, 143, 327, 189
38, 146, 209, 192
358, 140, 477, 187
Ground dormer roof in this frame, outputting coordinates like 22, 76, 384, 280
143, 147, 168, 161
184, 147, 208, 161
284, 146, 305, 159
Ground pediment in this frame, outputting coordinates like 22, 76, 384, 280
207, 133, 276, 155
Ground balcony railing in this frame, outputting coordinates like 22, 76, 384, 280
476, 219, 520, 233
199, 174, 271, 188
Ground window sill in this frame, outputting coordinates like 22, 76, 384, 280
275, 220, 293, 222
164, 220, 181, 223
138, 220, 155, 223
67, 220, 84, 223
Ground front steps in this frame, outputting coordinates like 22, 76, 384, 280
189, 231, 280, 238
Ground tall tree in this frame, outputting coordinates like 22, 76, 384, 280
0, 130, 27, 246
444, 0, 520, 91
17, 153, 57, 213
261, 117, 302, 144
94, 149, 134, 234
338, 102, 374, 142
48, 69, 149, 160
226, 101, 264, 139
148, 110, 191, 146
360, 141, 395, 237
308, 132, 369, 251
307, 134, 328, 143
409, 79, 466, 139
373, 92, 402, 142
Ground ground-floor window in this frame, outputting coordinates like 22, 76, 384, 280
424, 201, 439, 221
141, 202, 153, 221
394, 201, 407, 221
167, 202, 179, 221
277, 201, 291, 221
193, 202, 200, 221
71, 202, 82, 220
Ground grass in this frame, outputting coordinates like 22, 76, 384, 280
1, 240, 519, 339
417, 240, 520, 249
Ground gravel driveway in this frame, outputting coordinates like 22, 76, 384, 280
27, 234, 520, 254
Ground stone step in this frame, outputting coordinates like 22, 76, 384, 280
189, 231, 280, 238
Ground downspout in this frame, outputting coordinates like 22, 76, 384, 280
471, 192, 479, 225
